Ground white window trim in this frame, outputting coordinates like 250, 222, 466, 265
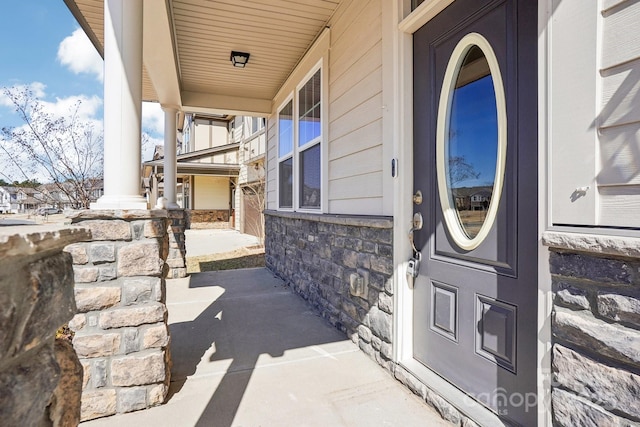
276, 58, 326, 213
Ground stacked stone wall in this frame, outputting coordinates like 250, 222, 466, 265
544, 232, 640, 427
265, 211, 395, 370
265, 211, 482, 426
0, 226, 89, 426
186, 209, 230, 229
67, 210, 172, 421
166, 209, 187, 278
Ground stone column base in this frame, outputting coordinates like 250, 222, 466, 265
66, 210, 172, 421
166, 209, 187, 278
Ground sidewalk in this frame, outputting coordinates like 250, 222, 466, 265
185, 229, 260, 257
83, 268, 452, 427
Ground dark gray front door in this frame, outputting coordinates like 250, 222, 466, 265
412, 1, 538, 425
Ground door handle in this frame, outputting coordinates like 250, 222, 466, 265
409, 212, 423, 254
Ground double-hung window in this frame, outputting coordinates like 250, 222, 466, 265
278, 66, 323, 210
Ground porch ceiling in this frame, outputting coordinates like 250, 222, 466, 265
64, 0, 341, 115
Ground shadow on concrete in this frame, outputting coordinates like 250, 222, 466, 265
167, 268, 345, 427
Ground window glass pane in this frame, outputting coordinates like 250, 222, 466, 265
298, 69, 321, 147
412, 0, 426, 10
447, 45, 498, 240
279, 158, 293, 208
279, 101, 293, 156
299, 143, 321, 209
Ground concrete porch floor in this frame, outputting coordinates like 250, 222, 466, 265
83, 268, 452, 427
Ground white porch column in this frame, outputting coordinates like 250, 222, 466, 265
162, 106, 179, 209
92, 0, 147, 210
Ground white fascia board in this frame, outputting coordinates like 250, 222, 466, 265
181, 91, 272, 117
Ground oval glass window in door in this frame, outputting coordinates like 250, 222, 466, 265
436, 33, 507, 251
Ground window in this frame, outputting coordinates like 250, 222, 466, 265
250, 117, 264, 135
277, 66, 323, 210
436, 34, 506, 249
177, 177, 191, 209
412, 0, 426, 11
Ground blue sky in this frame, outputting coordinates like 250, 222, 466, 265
448, 75, 498, 189
0, 1, 163, 163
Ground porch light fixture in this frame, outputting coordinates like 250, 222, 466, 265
230, 51, 250, 68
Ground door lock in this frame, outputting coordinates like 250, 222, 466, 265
413, 190, 423, 205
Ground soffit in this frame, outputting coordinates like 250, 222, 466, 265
171, 0, 339, 101
66, 0, 341, 111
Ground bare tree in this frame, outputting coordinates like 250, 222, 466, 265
0, 86, 103, 208
242, 177, 265, 245
448, 155, 480, 188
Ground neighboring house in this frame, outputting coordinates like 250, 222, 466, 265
235, 116, 266, 240
144, 113, 265, 234
16, 187, 40, 213
452, 186, 493, 211
143, 113, 240, 228
39, 183, 73, 210
67, 1, 640, 426
469, 189, 491, 211
83, 178, 105, 205
5, 187, 19, 213
0, 186, 35, 213
0, 187, 11, 213
0, 181, 104, 213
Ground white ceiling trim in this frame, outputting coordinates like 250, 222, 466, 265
181, 91, 272, 116
143, 0, 182, 108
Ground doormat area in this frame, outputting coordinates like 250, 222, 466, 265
186, 245, 265, 273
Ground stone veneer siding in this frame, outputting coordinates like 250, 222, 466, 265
543, 231, 640, 427
166, 209, 187, 279
186, 209, 230, 229
265, 211, 395, 369
265, 211, 507, 427
66, 210, 172, 421
0, 226, 89, 426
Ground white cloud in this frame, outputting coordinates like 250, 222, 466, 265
40, 94, 102, 121
142, 102, 164, 136
57, 28, 104, 82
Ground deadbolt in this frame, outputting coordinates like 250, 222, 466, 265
413, 190, 423, 205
